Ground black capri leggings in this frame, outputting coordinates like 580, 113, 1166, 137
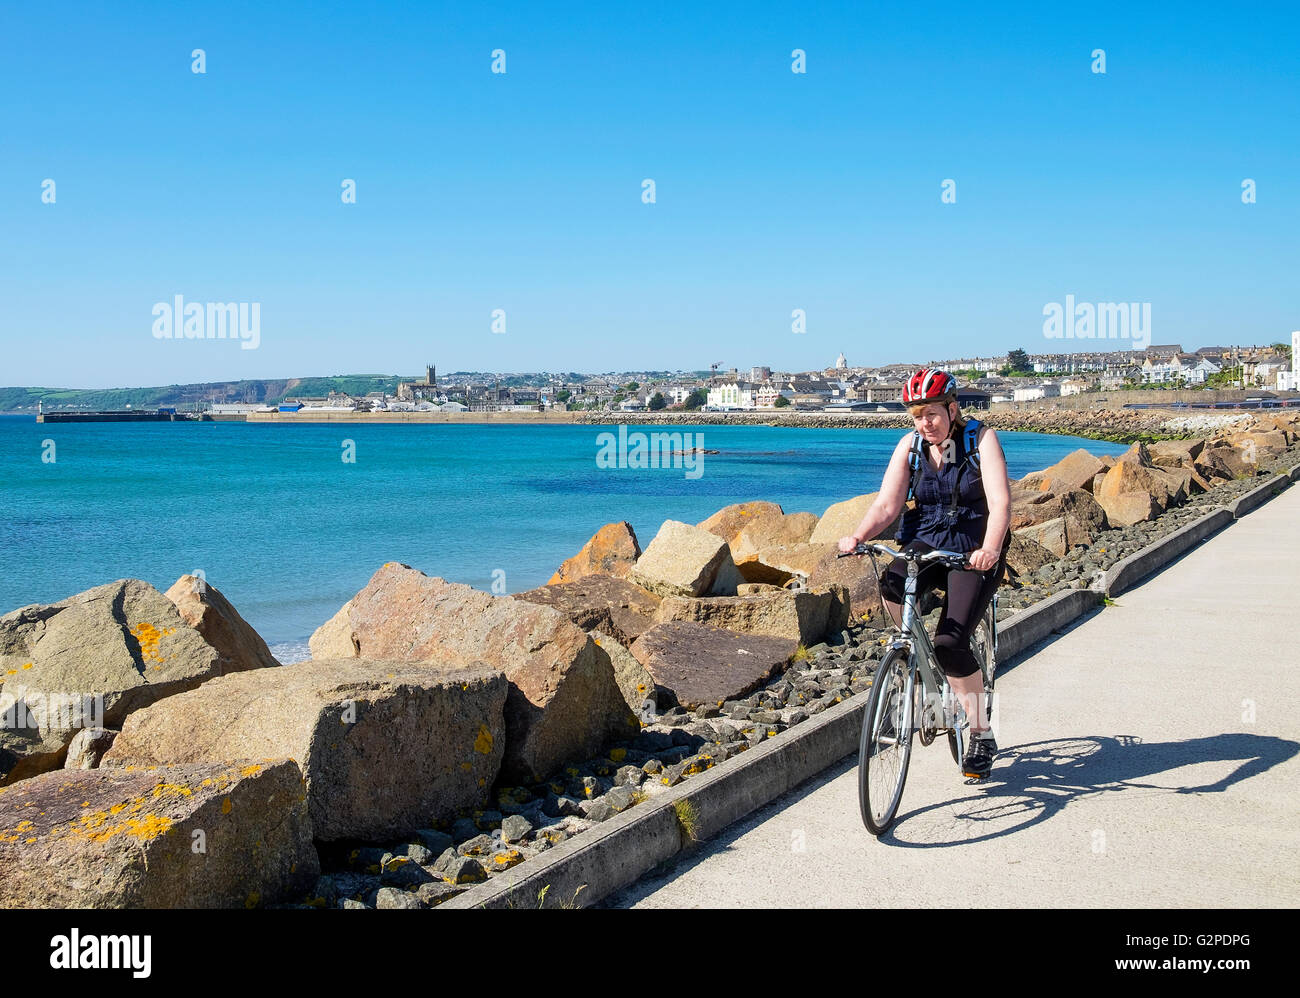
878, 539, 1008, 678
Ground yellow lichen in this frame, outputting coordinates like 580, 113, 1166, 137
609, 748, 626, 763
473, 725, 494, 754
64, 810, 175, 844
129, 623, 168, 663
493, 849, 524, 869
221, 797, 232, 814
239, 764, 262, 777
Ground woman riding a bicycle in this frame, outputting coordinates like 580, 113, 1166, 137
836, 368, 1011, 779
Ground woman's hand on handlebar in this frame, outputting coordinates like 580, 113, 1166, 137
837, 535, 862, 555
967, 547, 1000, 572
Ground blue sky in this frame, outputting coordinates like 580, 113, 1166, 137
1, 1, 1296, 388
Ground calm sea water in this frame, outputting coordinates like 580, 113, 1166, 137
0, 416, 1129, 656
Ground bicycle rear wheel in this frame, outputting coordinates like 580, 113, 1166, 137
859, 647, 914, 836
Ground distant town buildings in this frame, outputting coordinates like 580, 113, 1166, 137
194, 337, 1296, 419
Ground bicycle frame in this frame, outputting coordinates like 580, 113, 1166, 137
889, 557, 965, 738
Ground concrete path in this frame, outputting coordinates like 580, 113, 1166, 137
607, 486, 1300, 908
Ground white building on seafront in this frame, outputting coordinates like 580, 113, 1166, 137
1012, 382, 1062, 402
706, 381, 756, 410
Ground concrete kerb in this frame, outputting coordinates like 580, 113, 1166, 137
1226, 469, 1293, 518
441, 471, 1297, 911
1102, 507, 1233, 598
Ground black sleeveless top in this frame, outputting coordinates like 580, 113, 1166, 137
896, 426, 990, 553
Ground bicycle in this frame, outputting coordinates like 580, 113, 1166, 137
838, 542, 999, 836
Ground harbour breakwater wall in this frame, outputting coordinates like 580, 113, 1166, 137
2, 414, 1297, 908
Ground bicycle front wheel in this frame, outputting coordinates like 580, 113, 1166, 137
859, 647, 915, 836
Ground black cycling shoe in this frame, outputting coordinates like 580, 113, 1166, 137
962, 733, 997, 779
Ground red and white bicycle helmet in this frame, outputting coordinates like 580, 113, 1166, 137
902, 368, 958, 407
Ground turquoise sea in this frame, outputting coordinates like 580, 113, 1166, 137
0, 416, 1129, 658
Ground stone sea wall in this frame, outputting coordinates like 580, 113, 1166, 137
1, 411, 1296, 908
567, 405, 1261, 442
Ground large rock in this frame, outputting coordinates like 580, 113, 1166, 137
1016, 449, 1107, 495
514, 575, 661, 646
697, 501, 786, 546
0, 760, 317, 908
1012, 518, 1067, 558
655, 587, 841, 645
807, 547, 887, 625
102, 659, 507, 842
730, 511, 819, 566
1148, 438, 1206, 466
629, 622, 798, 710
1009, 488, 1108, 554
1195, 445, 1254, 482
1101, 491, 1161, 528
1226, 429, 1288, 461
306, 564, 638, 783
309, 599, 357, 659
737, 542, 887, 624
588, 632, 658, 713
736, 542, 826, 586
1147, 441, 1213, 493
809, 493, 898, 546
1004, 533, 1057, 583
0, 579, 274, 786
63, 728, 117, 770
629, 520, 742, 598
1095, 443, 1189, 525
164, 575, 281, 673
548, 521, 641, 584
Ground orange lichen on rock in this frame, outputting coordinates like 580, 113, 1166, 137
128, 623, 175, 664
61, 808, 175, 844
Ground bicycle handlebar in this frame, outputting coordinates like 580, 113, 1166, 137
837, 542, 970, 568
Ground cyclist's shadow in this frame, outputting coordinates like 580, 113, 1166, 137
882, 732, 1299, 847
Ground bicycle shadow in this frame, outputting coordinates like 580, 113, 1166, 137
881, 732, 1299, 847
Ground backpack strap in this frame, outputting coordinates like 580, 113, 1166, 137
905, 430, 924, 503
948, 419, 984, 521
963, 418, 983, 472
